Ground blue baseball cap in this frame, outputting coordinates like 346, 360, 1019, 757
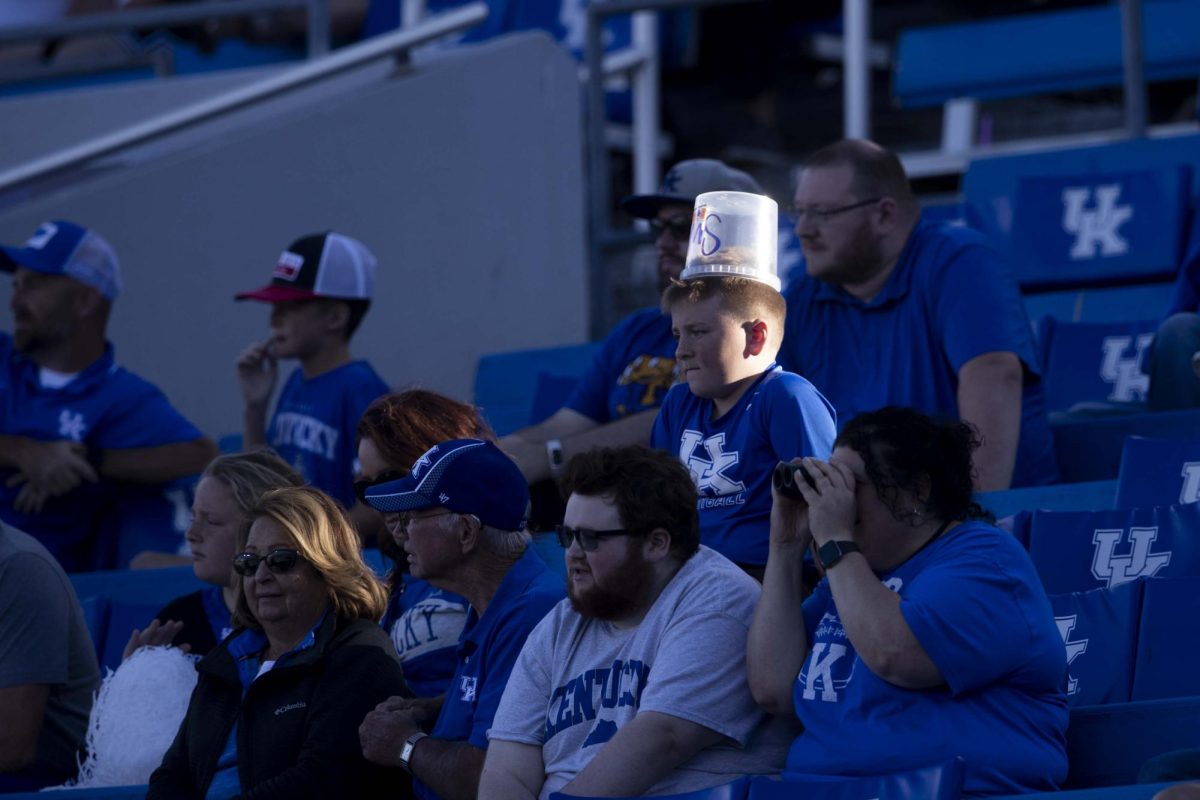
363, 439, 530, 532
0, 220, 122, 301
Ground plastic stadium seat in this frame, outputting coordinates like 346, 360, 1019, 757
1036, 317, 1160, 413
1051, 409, 1200, 483
77, 594, 111, 661
1047, 580, 1143, 706
895, 2, 1200, 108
100, 600, 166, 672
976, 479, 1116, 521
1064, 695, 1200, 789
69, 565, 204, 607
549, 776, 748, 800
474, 342, 599, 435
1131, 576, 1200, 701
990, 782, 1175, 799
0, 785, 150, 799
748, 759, 965, 800
1115, 436, 1200, 509
1027, 503, 1200, 594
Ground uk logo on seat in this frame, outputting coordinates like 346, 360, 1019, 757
1054, 615, 1089, 695
1179, 462, 1200, 505
1062, 184, 1133, 260
1099, 334, 1153, 402
1091, 527, 1172, 588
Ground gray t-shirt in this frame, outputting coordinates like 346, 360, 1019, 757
488, 545, 790, 798
0, 523, 100, 777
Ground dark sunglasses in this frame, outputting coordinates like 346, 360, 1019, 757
648, 216, 693, 240
233, 548, 302, 576
555, 525, 640, 552
354, 470, 407, 505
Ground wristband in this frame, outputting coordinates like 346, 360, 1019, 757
546, 439, 565, 477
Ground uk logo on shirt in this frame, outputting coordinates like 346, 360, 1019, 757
58, 409, 87, 441
799, 612, 854, 703
679, 430, 745, 497
460, 676, 477, 702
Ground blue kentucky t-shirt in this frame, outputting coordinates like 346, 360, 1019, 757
564, 307, 677, 424
651, 364, 836, 566
0, 334, 204, 570
780, 217, 1060, 488
381, 575, 470, 699
268, 360, 388, 508
790, 520, 1068, 795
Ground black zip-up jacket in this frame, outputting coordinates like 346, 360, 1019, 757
147, 613, 410, 799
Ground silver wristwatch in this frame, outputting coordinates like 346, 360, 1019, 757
399, 731, 428, 774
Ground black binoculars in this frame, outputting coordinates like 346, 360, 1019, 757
773, 461, 816, 501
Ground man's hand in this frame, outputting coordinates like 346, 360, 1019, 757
235, 339, 278, 408
359, 697, 426, 767
7, 439, 98, 511
121, 618, 189, 662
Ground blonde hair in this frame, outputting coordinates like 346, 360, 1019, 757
233, 486, 388, 629
203, 449, 306, 525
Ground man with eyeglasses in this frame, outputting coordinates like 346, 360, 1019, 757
779, 139, 1059, 491
479, 445, 791, 799
357, 438, 563, 800
497, 160, 763, 510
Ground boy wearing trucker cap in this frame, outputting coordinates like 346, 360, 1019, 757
235, 231, 388, 509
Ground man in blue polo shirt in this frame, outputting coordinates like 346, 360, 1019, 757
780, 140, 1059, 490
358, 438, 563, 800
498, 160, 763, 492
0, 220, 217, 571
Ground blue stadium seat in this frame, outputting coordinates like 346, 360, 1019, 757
1047, 580, 1144, 707
991, 782, 1175, 799
895, 2, 1200, 108
1027, 503, 1200, 594
1051, 409, 1200, 483
77, 594, 111, 661
474, 342, 600, 435
1115, 436, 1200, 509
69, 565, 205, 607
1036, 317, 1160, 413
550, 776, 748, 800
1022, 282, 1176, 326
100, 600, 164, 672
747, 760, 964, 800
0, 786, 151, 800
1064, 695, 1200, 789
975, 479, 1116, 521
1131, 575, 1200, 701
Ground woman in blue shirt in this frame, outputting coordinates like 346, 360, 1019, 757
748, 407, 1068, 796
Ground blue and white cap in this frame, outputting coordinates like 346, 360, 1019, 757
363, 438, 530, 532
0, 220, 122, 300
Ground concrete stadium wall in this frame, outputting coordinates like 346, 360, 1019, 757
0, 32, 589, 439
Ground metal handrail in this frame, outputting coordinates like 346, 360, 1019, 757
0, 3, 488, 194
0, 0, 324, 53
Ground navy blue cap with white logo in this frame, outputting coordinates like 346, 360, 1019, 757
363, 438, 530, 532
0, 220, 122, 300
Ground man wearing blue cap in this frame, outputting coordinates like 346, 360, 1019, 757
0, 220, 217, 570
358, 438, 563, 800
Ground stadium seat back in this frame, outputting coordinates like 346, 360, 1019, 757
1065, 696, 1200, 789
474, 342, 599, 435
1028, 503, 1200, 594
748, 759, 965, 800
1047, 580, 1144, 706
100, 600, 166, 672
1051, 409, 1200, 483
1131, 575, 1200, 701
1036, 317, 1160, 412
1115, 436, 1200, 509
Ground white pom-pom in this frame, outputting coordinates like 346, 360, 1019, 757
56, 646, 199, 789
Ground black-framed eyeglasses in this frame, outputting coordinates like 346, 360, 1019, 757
398, 510, 458, 532
648, 216, 693, 240
789, 197, 882, 226
233, 548, 303, 576
555, 524, 641, 552
354, 470, 407, 505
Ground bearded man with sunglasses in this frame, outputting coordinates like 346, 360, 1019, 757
497, 160, 763, 501
780, 139, 1059, 491
358, 439, 563, 800
479, 446, 791, 800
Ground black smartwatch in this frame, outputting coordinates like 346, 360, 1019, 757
817, 539, 860, 570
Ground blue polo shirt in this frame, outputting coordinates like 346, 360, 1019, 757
780, 218, 1060, 488
0, 334, 204, 570
564, 307, 677, 423
651, 364, 836, 566
268, 361, 388, 508
415, 546, 564, 800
